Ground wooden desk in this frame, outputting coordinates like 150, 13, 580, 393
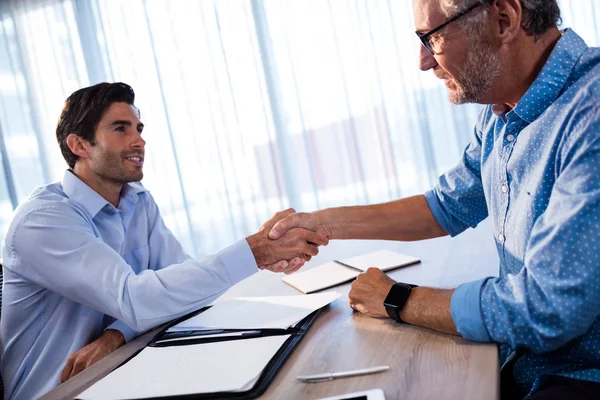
42, 222, 500, 400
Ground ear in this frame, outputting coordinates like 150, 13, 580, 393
489, 0, 522, 44
66, 134, 91, 160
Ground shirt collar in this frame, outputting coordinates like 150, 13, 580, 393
512, 29, 588, 124
61, 170, 147, 218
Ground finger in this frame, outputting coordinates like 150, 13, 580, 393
354, 303, 367, 314
303, 231, 329, 247
61, 355, 76, 383
269, 212, 310, 240
272, 260, 289, 273
281, 257, 304, 274
285, 262, 305, 274
259, 260, 282, 272
69, 358, 87, 381
262, 208, 296, 232
366, 267, 382, 275
302, 243, 319, 257
265, 259, 288, 273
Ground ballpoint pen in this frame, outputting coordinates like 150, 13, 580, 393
297, 365, 391, 383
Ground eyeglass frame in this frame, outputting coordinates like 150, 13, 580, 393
415, 2, 483, 55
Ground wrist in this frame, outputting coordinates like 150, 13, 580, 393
398, 286, 420, 324
246, 233, 268, 266
314, 209, 336, 239
384, 283, 418, 323
104, 329, 126, 351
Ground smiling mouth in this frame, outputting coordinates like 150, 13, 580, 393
125, 155, 144, 166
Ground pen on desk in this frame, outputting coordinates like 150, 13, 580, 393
297, 365, 390, 383
333, 260, 364, 272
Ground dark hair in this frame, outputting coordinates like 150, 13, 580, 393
56, 82, 136, 168
451, 0, 561, 38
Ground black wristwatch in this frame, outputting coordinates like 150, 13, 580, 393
384, 282, 418, 323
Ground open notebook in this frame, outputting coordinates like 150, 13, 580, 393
282, 249, 420, 294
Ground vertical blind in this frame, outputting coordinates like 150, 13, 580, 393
0, 0, 598, 258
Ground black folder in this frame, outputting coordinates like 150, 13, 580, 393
78, 304, 323, 400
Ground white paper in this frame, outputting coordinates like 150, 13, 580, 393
168, 292, 340, 331
342, 249, 420, 272
78, 335, 290, 400
282, 250, 420, 294
282, 262, 359, 294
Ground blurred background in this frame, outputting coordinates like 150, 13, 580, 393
0, 0, 598, 258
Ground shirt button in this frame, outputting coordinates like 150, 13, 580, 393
501, 185, 508, 193
506, 134, 515, 142
498, 234, 506, 244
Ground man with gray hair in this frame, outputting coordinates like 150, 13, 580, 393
267, 0, 600, 398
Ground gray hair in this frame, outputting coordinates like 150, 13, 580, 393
442, 0, 561, 38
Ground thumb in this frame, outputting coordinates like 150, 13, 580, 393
61, 354, 76, 383
269, 214, 299, 239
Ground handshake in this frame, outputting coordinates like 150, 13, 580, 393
245, 208, 332, 274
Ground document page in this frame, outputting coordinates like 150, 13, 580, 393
168, 292, 340, 331
78, 335, 290, 399
282, 250, 420, 294
282, 261, 359, 294
342, 249, 420, 272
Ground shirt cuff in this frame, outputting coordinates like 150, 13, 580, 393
219, 238, 258, 285
424, 189, 461, 237
105, 320, 143, 343
450, 278, 493, 342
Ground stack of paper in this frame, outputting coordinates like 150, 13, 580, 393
282, 249, 420, 294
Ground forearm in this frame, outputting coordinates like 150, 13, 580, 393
319, 195, 447, 241
400, 287, 458, 336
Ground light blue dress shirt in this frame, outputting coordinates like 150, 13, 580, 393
0, 170, 258, 400
425, 29, 600, 394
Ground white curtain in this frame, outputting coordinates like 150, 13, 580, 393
0, 0, 598, 258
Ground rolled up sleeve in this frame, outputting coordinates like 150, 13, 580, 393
450, 278, 493, 342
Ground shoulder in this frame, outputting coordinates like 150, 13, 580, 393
559, 73, 600, 146
554, 85, 600, 171
5, 182, 94, 241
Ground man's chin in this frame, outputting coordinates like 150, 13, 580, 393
443, 80, 465, 104
447, 89, 467, 105
132, 172, 143, 182
119, 172, 144, 184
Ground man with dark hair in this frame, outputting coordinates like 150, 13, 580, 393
0, 82, 326, 400
267, 0, 600, 398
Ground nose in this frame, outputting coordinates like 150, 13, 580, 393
418, 44, 438, 71
132, 131, 146, 149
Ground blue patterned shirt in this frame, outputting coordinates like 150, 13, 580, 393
1, 171, 258, 400
425, 29, 600, 394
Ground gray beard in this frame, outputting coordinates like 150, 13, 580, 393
450, 38, 501, 104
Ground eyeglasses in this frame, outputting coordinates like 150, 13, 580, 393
416, 2, 483, 55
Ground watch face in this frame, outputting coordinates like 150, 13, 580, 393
384, 284, 413, 309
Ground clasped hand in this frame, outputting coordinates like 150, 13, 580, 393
257, 210, 394, 318
247, 209, 331, 274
